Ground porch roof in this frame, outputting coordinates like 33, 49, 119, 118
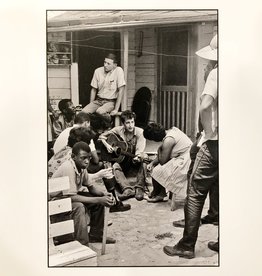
47, 10, 217, 32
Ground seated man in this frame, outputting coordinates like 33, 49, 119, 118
53, 99, 76, 139
53, 112, 101, 173
52, 141, 116, 245
49, 126, 131, 213
82, 53, 125, 122
143, 123, 192, 202
99, 110, 147, 201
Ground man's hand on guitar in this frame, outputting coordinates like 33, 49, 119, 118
103, 141, 114, 153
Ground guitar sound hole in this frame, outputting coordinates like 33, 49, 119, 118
115, 147, 121, 156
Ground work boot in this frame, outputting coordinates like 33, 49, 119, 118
135, 187, 144, 201
109, 201, 131, 213
173, 219, 185, 228
163, 244, 195, 259
117, 188, 135, 201
147, 195, 168, 203
201, 215, 219, 225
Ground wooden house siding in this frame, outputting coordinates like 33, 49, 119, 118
48, 67, 71, 109
134, 28, 157, 121
125, 29, 136, 111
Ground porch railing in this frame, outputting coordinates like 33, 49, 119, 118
159, 86, 187, 133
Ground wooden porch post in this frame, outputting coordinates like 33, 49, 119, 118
122, 30, 129, 110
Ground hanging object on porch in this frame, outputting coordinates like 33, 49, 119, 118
132, 87, 152, 129
137, 31, 144, 57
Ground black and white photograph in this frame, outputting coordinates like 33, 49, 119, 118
47, 10, 218, 267
1, 1, 262, 275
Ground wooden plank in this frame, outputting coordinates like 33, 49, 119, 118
49, 176, 70, 194
48, 88, 71, 100
136, 75, 154, 83
127, 71, 135, 80
67, 257, 97, 266
122, 30, 129, 110
136, 68, 154, 76
136, 82, 154, 90
49, 198, 72, 216
49, 220, 74, 238
101, 207, 109, 255
48, 77, 71, 89
136, 64, 154, 70
71, 62, 79, 105
136, 55, 155, 64
48, 67, 70, 78
49, 241, 97, 267
176, 92, 180, 129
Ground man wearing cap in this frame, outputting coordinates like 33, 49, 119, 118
82, 53, 126, 122
163, 34, 218, 258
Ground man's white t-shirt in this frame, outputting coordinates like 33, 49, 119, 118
198, 67, 218, 146
53, 125, 96, 154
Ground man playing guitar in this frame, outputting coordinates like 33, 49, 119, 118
99, 110, 148, 201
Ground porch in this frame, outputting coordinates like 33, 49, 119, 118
47, 10, 218, 139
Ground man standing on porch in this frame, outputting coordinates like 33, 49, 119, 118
82, 53, 126, 123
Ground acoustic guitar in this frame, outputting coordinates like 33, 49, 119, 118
100, 133, 150, 164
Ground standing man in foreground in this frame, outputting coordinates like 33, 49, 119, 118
163, 34, 218, 258
82, 53, 126, 122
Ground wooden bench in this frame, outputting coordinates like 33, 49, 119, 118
48, 176, 98, 266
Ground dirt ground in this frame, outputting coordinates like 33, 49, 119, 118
90, 181, 219, 267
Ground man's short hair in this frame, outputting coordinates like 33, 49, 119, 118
72, 141, 91, 155
105, 53, 118, 64
143, 123, 166, 142
58, 99, 72, 112
74, 112, 90, 124
120, 110, 136, 124
67, 127, 95, 148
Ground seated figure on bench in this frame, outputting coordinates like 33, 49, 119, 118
99, 110, 148, 201
49, 126, 131, 213
82, 53, 125, 123
143, 123, 192, 203
52, 141, 116, 246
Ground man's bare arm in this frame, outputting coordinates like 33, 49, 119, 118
90, 87, 98, 102
200, 94, 215, 139
110, 86, 125, 115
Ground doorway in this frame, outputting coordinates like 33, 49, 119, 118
73, 30, 121, 107
157, 27, 193, 134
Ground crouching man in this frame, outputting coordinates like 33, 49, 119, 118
52, 141, 116, 246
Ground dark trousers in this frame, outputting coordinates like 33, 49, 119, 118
113, 157, 147, 192
178, 140, 218, 250
187, 139, 218, 221
51, 194, 105, 246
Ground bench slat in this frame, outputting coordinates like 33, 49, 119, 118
49, 241, 97, 266
49, 220, 74, 238
49, 198, 72, 216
